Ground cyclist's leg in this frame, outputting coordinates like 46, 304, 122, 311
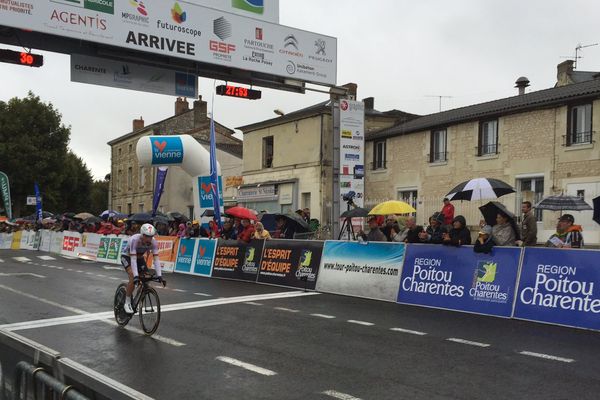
120, 255, 135, 297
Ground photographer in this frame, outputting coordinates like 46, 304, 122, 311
358, 215, 387, 242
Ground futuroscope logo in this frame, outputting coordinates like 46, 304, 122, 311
150, 136, 184, 165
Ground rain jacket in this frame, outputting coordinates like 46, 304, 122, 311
545, 225, 584, 248
492, 222, 516, 246
444, 216, 472, 246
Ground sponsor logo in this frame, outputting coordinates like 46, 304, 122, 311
402, 258, 465, 297
121, 0, 149, 25
155, 3, 202, 39
341, 129, 352, 139
52, 0, 114, 14
344, 154, 360, 161
50, 9, 107, 30
210, 17, 235, 60
130, 0, 147, 15
175, 72, 196, 97
309, 38, 333, 63
353, 131, 364, 141
242, 247, 258, 273
125, 31, 196, 55
340, 100, 349, 111
243, 26, 274, 65
213, 17, 232, 40
74, 64, 106, 73
195, 245, 212, 267
199, 176, 223, 208
4, 1, 33, 15
469, 261, 509, 303
295, 250, 316, 281
113, 64, 132, 84
255, 27, 263, 40
279, 34, 303, 58
232, 0, 264, 15
286, 60, 296, 75
62, 236, 80, 252
150, 136, 184, 165
180, 244, 187, 255
177, 240, 194, 264
171, 2, 186, 23
343, 144, 360, 150
341, 100, 365, 112
340, 181, 351, 188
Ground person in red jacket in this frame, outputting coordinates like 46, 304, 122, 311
441, 198, 455, 227
238, 219, 255, 243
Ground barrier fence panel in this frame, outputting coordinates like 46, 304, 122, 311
38, 230, 52, 252
192, 239, 217, 277
50, 231, 64, 254
513, 247, 600, 331
10, 231, 21, 250
61, 232, 82, 258
258, 240, 324, 290
211, 239, 265, 282
78, 233, 102, 261
0, 233, 13, 249
317, 241, 406, 302
174, 237, 198, 274
147, 235, 179, 273
398, 244, 522, 317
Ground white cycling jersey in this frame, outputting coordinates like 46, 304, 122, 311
125, 233, 162, 278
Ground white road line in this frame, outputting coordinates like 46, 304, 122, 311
519, 351, 575, 363
85, 272, 93, 275
244, 302, 264, 306
194, 292, 212, 297
274, 307, 300, 313
0, 259, 4, 263
13, 257, 31, 262
61, 255, 76, 260
447, 338, 490, 348
55, 266, 63, 270
311, 313, 336, 319
37, 256, 55, 261
77, 270, 84, 273
216, 356, 277, 376
66, 268, 73, 271
347, 320, 374, 326
172, 289, 186, 293
0, 284, 90, 315
109, 277, 120, 280
390, 327, 427, 336
96, 274, 106, 278
102, 265, 122, 271
0, 273, 46, 278
322, 390, 363, 400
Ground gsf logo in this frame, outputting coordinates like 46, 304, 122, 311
63, 236, 80, 251
209, 40, 235, 54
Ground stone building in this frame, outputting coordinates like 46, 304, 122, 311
236, 83, 417, 229
108, 97, 243, 218
366, 61, 600, 244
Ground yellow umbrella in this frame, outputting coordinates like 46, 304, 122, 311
368, 200, 416, 215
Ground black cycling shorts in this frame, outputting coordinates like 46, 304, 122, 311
120, 255, 148, 275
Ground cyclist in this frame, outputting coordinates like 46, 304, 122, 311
120, 223, 166, 314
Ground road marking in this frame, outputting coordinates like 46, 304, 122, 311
311, 313, 336, 319
0, 284, 90, 315
172, 289, 186, 293
194, 292, 212, 297
109, 277, 120, 280
347, 320, 374, 326
447, 338, 490, 348
37, 256, 55, 261
0, 273, 46, 278
76, 270, 84, 273
103, 265, 122, 271
244, 302, 263, 306
96, 274, 106, 278
13, 257, 31, 262
216, 356, 277, 376
66, 268, 73, 271
55, 266, 63, 270
390, 327, 427, 336
519, 351, 574, 363
61, 255, 76, 260
274, 307, 300, 313
322, 390, 363, 400
0, 259, 4, 263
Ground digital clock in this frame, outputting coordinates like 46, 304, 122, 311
216, 85, 261, 100
0, 49, 43, 67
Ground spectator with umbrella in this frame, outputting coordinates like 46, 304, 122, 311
474, 225, 495, 254
253, 222, 271, 240
442, 215, 471, 246
479, 202, 519, 246
545, 214, 584, 249
238, 219, 255, 243
220, 220, 237, 240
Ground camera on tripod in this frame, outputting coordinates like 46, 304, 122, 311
342, 190, 356, 205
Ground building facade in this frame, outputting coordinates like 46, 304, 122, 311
366, 61, 600, 244
108, 97, 243, 218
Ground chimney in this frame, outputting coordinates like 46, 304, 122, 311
362, 97, 375, 110
175, 97, 189, 115
331, 82, 358, 101
556, 60, 575, 87
514, 77, 530, 95
132, 116, 144, 131
193, 95, 208, 128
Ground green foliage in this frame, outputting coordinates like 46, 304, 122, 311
89, 179, 109, 215
0, 92, 94, 216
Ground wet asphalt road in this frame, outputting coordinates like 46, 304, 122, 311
1, 249, 600, 400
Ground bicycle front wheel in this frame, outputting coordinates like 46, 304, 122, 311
114, 283, 131, 326
138, 287, 161, 335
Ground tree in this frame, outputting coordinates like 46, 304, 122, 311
0, 92, 93, 216
89, 178, 109, 215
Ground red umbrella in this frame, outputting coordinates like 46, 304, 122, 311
225, 206, 258, 221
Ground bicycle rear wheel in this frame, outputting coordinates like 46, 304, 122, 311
113, 283, 132, 326
138, 287, 161, 335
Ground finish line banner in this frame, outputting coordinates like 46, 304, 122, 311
258, 240, 323, 290
317, 241, 405, 302
514, 248, 600, 331
398, 245, 521, 318
211, 239, 264, 281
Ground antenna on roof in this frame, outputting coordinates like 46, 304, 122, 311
425, 95, 453, 112
560, 43, 599, 69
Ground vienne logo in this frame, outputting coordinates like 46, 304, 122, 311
232, 0, 264, 15
196, 245, 212, 267
171, 2, 186, 23
469, 261, 509, 303
180, 245, 187, 255
150, 136, 184, 165
129, 0, 147, 16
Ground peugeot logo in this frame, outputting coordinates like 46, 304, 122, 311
315, 39, 326, 55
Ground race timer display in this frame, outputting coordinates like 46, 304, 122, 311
216, 85, 261, 100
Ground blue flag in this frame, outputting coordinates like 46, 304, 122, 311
209, 109, 223, 229
34, 182, 42, 223
152, 167, 168, 216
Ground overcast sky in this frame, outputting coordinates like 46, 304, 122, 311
2, 0, 600, 180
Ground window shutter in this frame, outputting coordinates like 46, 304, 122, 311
495, 121, 499, 154
566, 107, 573, 146
373, 142, 377, 169
477, 123, 483, 156
429, 131, 435, 163
383, 140, 387, 168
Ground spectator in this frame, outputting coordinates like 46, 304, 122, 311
176, 223, 187, 238
441, 198, 455, 227
389, 223, 406, 242
302, 208, 311, 223
545, 214, 584, 249
443, 215, 471, 246
382, 215, 397, 241
418, 212, 445, 244
253, 222, 271, 240
492, 212, 517, 246
276, 216, 296, 239
233, 218, 244, 238
202, 220, 221, 239
358, 216, 387, 242
189, 220, 201, 238
155, 222, 169, 236
402, 217, 424, 243
238, 219, 255, 243
474, 225, 495, 253
97, 221, 115, 235
519, 201, 538, 246
221, 220, 237, 240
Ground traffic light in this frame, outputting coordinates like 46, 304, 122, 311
0, 49, 43, 67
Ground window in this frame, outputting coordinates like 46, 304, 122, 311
262, 136, 274, 168
139, 166, 146, 188
118, 147, 122, 157
117, 205, 122, 213
128, 143, 133, 153
117, 170, 122, 192
516, 177, 544, 222
397, 189, 418, 217
567, 104, 592, 145
301, 192, 311, 210
373, 140, 386, 169
430, 129, 447, 162
138, 203, 144, 213
478, 120, 498, 155
127, 167, 133, 189
188, 206, 194, 220
127, 203, 132, 215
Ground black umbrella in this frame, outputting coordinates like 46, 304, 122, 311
151, 215, 170, 225
479, 201, 516, 226
168, 211, 189, 222
447, 178, 515, 201
593, 196, 600, 225
129, 213, 153, 223
146, 210, 175, 221
83, 216, 102, 225
275, 213, 310, 232
340, 207, 370, 218
534, 195, 593, 211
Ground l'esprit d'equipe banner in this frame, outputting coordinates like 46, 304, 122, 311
192, 239, 218, 277
0, 1, 335, 86
316, 241, 405, 302
258, 240, 323, 290
397, 245, 522, 318
514, 248, 600, 331
211, 239, 265, 281
147, 236, 178, 273
174, 238, 197, 274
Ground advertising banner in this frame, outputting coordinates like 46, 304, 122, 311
212, 239, 264, 281
77, 233, 102, 260
514, 248, 600, 331
50, 232, 64, 254
71, 55, 198, 98
147, 236, 178, 273
174, 237, 197, 274
192, 238, 218, 277
38, 230, 52, 252
107, 237, 124, 261
152, 167, 169, 216
397, 245, 522, 318
61, 232, 82, 257
203, 0, 280, 23
0, 1, 336, 85
11, 231, 22, 250
0, 171, 12, 219
339, 100, 365, 216
95, 235, 123, 264
258, 240, 323, 289
317, 241, 405, 302
20, 230, 34, 250
0, 233, 13, 250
